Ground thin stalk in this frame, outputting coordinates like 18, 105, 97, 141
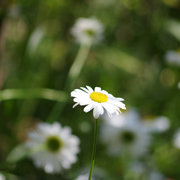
88, 119, 99, 180
65, 41, 92, 90
0, 88, 67, 102
47, 42, 92, 122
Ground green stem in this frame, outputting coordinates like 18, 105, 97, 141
0, 88, 67, 102
65, 42, 91, 90
89, 118, 99, 180
47, 42, 92, 122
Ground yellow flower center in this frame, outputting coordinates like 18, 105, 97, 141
120, 131, 135, 144
46, 136, 63, 153
176, 48, 180, 54
85, 29, 95, 37
90, 92, 108, 103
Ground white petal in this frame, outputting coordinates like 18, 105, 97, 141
95, 87, 101, 92
80, 100, 92, 106
108, 98, 126, 109
97, 104, 104, 115
80, 87, 90, 94
101, 90, 108, 95
86, 86, 94, 93
116, 97, 124, 101
73, 102, 79, 108
71, 90, 88, 98
84, 104, 94, 113
93, 105, 100, 119
73, 97, 89, 103
115, 108, 121, 115
101, 103, 114, 114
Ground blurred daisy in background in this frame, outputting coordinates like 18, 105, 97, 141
0, 173, 6, 180
75, 166, 107, 180
26, 122, 80, 173
165, 49, 180, 66
75, 174, 94, 180
100, 109, 151, 157
148, 171, 165, 180
178, 81, 180, 89
142, 116, 170, 133
102, 108, 140, 127
173, 128, 180, 148
128, 161, 165, 180
71, 86, 126, 119
70, 17, 104, 44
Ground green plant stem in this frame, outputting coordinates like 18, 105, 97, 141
47, 42, 92, 122
89, 118, 99, 180
65, 42, 91, 90
0, 88, 67, 102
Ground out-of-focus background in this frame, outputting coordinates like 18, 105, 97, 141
0, 0, 180, 180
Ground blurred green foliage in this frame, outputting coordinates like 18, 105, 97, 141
0, 0, 180, 179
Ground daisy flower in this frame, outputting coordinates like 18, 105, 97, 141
70, 18, 104, 44
102, 108, 140, 127
148, 171, 165, 180
165, 49, 180, 66
178, 81, 180, 89
129, 162, 165, 180
0, 173, 6, 180
71, 86, 126, 119
173, 128, 180, 148
100, 109, 151, 157
26, 122, 80, 173
75, 174, 94, 180
75, 167, 107, 180
142, 116, 170, 133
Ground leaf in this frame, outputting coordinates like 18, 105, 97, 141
166, 20, 180, 41
6, 144, 28, 163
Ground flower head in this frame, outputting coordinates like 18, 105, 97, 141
178, 81, 180, 89
142, 116, 170, 133
26, 122, 80, 173
165, 49, 180, 66
148, 171, 165, 180
70, 18, 104, 44
71, 86, 126, 119
173, 128, 180, 149
129, 162, 165, 180
100, 109, 151, 157
75, 174, 94, 180
0, 173, 6, 180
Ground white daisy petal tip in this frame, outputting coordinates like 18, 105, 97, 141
71, 86, 126, 119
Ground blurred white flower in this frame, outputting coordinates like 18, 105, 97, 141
100, 109, 151, 157
129, 162, 165, 180
71, 86, 126, 119
148, 171, 165, 180
142, 116, 170, 133
75, 166, 107, 180
103, 108, 140, 127
8, 5, 20, 18
75, 174, 94, 180
70, 18, 104, 44
26, 122, 80, 173
173, 128, 180, 148
178, 81, 180, 89
129, 161, 145, 174
165, 50, 180, 66
0, 173, 6, 180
